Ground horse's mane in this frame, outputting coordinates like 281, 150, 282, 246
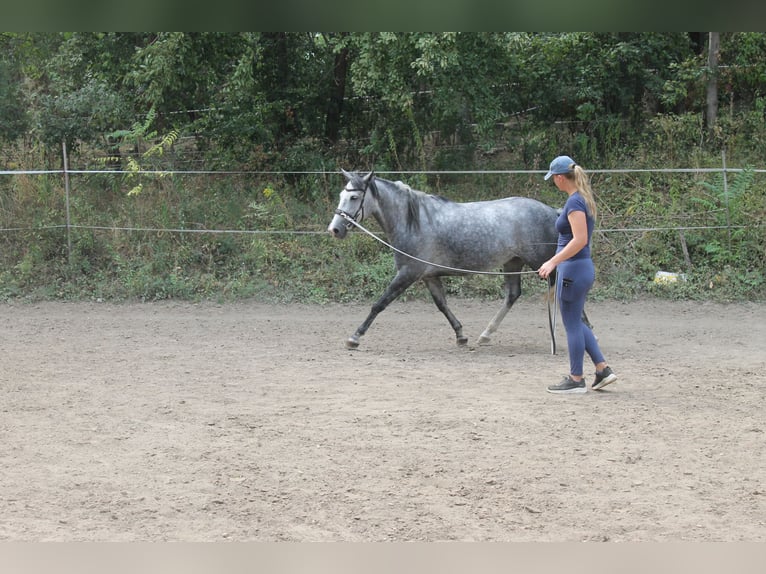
371, 177, 450, 232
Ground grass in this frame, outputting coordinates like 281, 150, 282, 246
1, 117, 765, 304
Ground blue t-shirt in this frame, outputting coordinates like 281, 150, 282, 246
555, 191, 593, 260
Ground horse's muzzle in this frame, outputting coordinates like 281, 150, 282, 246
328, 209, 356, 239
327, 215, 348, 239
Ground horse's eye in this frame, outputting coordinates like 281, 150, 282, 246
350, 195, 359, 201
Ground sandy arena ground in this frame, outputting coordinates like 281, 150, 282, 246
1, 297, 765, 541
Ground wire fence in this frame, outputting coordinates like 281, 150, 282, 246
1, 144, 764, 268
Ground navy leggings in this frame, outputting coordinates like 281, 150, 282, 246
557, 257, 605, 377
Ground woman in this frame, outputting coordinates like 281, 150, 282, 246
537, 155, 617, 394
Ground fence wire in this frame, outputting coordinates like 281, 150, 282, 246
1, 162, 763, 248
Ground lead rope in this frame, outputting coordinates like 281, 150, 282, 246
548, 275, 558, 355
336, 211, 557, 354
336, 211, 540, 276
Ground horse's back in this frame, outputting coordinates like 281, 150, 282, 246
465, 196, 556, 219
419, 196, 558, 272
441, 196, 557, 239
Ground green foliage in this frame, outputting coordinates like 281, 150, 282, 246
686, 167, 762, 273
2, 32, 766, 303
720, 33, 766, 104
0, 54, 28, 142
36, 75, 131, 151
100, 107, 179, 195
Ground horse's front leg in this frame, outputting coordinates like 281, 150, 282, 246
347, 270, 417, 349
424, 277, 468, 346
477, 267, 522, 345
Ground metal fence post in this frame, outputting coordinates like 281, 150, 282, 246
721, 149, 732, 248
62, 140, 72, 267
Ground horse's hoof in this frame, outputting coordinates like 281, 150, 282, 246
456, 336, 469, 346
346, 337, 360, 349
477, 334, 491, 345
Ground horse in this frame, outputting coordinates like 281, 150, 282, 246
327, 169, 563, 351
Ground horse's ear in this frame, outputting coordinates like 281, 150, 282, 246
340, 168, 353, 181
363, 171, 375, 184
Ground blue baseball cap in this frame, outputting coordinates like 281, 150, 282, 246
544, 155, 576, 180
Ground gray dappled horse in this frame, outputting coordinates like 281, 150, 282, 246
327, 169, 561, 350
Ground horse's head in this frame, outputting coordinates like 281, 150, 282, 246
327, 169, 375, 239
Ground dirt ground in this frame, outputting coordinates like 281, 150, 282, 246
1, 296, 765, 542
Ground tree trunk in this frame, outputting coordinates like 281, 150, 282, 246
324, 34, 349, 144
706, 32, 720, 131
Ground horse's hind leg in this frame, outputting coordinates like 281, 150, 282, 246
424, 277, 468, 346
347, 270, 416, 349
477, 265, 522, 345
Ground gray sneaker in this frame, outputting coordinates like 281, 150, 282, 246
592, 366, 617, 390
547, 376, 587, 394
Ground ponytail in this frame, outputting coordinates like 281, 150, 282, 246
572, 164, 597, 221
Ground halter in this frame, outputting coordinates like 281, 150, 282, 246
334, 180, 370, 230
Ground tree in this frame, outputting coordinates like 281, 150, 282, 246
5, 31, 766, 171
706, 32, 720, 131
323, 33, 350, 144
0, 46, 28, 142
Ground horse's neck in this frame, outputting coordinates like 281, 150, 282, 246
372, 180, 412, 239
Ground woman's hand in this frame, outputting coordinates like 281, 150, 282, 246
538, 259, 556, 279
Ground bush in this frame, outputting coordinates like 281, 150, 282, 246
1, 110, 765, 303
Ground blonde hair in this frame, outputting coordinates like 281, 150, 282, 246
562, 164, 597, 221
